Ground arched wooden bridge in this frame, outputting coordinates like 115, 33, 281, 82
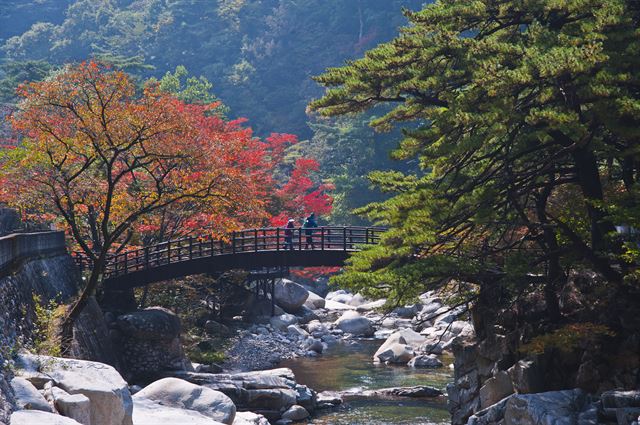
91, 226, 384, 290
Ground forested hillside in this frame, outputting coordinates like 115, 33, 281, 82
0, 0, 423, 224
0, 0, 423, 137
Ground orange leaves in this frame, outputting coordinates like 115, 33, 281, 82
0, 60, 332, 254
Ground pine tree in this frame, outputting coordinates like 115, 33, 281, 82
311, 0, 640, 321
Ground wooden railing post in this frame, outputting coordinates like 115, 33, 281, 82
232, 232, 237, 254
298, 228, 302, 250
189, 236, 193, 259
167, 241, 171, 264
145, 246, 150, 269
254, 229, 258, 252
321, 227, 325, 251
343, 227, 347, 251
276, 227, 280, 251
124, 251, 128, 273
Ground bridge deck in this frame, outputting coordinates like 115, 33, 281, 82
85, 226, 383, 290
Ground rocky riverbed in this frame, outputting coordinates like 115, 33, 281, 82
8, 276, 640, 425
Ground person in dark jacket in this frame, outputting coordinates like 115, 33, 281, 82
284, 218, 295, 250
303, 213, 318, 249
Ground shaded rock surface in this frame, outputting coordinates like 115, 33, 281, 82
114, 307, 186, 380
274, 279, 309, 314
10, 377, 52, 412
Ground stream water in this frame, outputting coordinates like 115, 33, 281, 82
280, 339, 454, 425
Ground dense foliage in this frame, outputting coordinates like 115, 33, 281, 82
0, 61, 330, 346
0, 1, 425, 225
312, 0, 640, 325
0, 0, 424, 137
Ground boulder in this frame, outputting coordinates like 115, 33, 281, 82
10, 410, 82, 425
408, 354, 443, 368
479, 371, 514, 409
115, 307, 186, 378
601, 390, 640, 408
274, 280, 309, 313
325, 290, 348, 300
270, 314, 298, 331
287, 325, 309, 339
294, 384, 317, 412
373, 329, 426, 362
393, 304, 419, 318
303, 292, 325, 310
324, 299, 355, 310
10, 376, 53, 412
355, 386, 442, 399
376, 343, 414, 364
356, 299, 387, 312
132, 398, 226, 425
17, 354, 133, 425
347, 293, 367, 307
304, 338, 323, 353
504, 389, 586, 425
419, 341, 444, 355
328, 293, 353, 304
306, 320, 328, 336
232, 411, 270, 425
46, 385, 91, 425
293, 305, 319, 325
281, 405, 309, 421
334, 311, 374, 336
116, 307, 181, 340
316, 391, 342, 409
507, 359, 545, 394
133, 377, 236, 424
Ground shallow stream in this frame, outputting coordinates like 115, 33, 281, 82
280, 339, 454, 425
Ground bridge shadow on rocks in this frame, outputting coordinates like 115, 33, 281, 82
74, 226, 384, 291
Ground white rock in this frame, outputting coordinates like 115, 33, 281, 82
133, 377, 235, 424
306, 320, 328, 336
47, 386, 92, 425
18, 355, 132, 425
376, 343, 414, 364
270, 314, 299, 331
132, 398, 225, 425
287, 325, 309, 338
408, 354, 443, 368
11, 376, 53, 412
324, 299, 356, 310
304, 291, 325, 310
347, 293, 367, 307
281, 405, 309, 421
356, 299, 387, 312
10, 410, 82, 425
232, 411, 270, 425
334, 311, 374, 336
373, 329, 426, 362
325, 290, 348, 300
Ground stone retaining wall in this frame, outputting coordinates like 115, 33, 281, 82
0, 231, 66, 275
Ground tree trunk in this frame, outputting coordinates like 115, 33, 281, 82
59, 261, 102, 355
571, 146, 616, 252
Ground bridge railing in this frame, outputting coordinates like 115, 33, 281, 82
102, 226, 384, 279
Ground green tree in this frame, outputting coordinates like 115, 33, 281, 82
151, 65, 229, 117
299, 114, 414, 225
311, 0, 640, 321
